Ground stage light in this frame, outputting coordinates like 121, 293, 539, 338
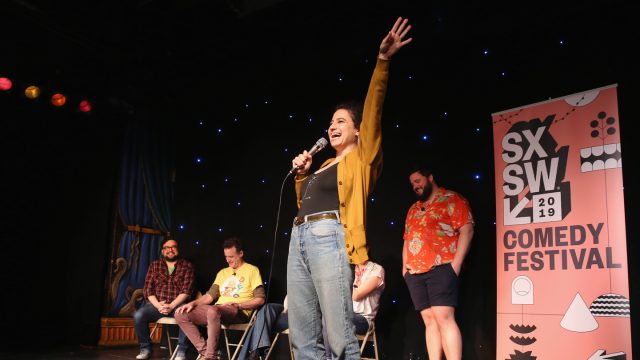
79, 100, 92, 112
25, 85, 40, 99
0, 77, 12, 91
51, 93, 66, 106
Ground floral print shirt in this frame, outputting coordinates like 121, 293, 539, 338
403, 187, 474, 274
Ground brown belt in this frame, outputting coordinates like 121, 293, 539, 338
293, 212, 338, 226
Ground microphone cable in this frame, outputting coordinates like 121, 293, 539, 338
250, 170, 292, 359
265, 170, 293, 301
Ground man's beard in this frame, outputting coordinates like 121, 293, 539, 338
163, 254, 178, 262
416, 183, 433, 202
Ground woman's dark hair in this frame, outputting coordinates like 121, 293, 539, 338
334, 101, 363, 129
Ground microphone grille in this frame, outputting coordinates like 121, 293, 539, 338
316, 137, 328, 149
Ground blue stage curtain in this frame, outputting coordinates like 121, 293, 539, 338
109, 121, 174, 316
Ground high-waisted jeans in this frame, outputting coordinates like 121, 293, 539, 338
287, 212, 360, 360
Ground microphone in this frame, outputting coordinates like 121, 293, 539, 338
289, 137, 329, 174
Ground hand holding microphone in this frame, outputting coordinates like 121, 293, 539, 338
290, 137, 328, 175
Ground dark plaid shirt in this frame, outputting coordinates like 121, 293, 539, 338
143, 258, 194, 303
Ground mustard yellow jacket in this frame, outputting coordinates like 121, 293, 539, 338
295, 58, 389, 264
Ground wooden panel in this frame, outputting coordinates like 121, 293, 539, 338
98, 317, 162, 346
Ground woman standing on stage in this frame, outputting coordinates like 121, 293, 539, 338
288, 17, 412, 360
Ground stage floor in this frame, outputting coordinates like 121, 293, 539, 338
0, 345, 186, 360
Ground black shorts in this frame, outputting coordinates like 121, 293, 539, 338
404, 263, 459, 311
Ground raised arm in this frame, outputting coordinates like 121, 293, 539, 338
359, 18, 412, 165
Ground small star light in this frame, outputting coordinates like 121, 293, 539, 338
289, 114, 294, 119
443, 112, 448, 116
264, 100, 269, 104
261, 179, 266, 184
338, 76, 343, 82
195, 240, 200, 245
395, 124, 400, 128
475, 128, 481, 133
259, 225, 264, 229
217, 128, 223, 133
199, 121, 204, 126
179, 224, 185, 230
408, 75, 413, 80
483, 49, 489, 55
392, 299, 397, 304
195, 157, 203, 164
308, 118, 313, 123
218, 227, 223, 232
559, 39, 564, 45
201, 184, 206, 189
224, 178, 229, 183
234, 117, 239, 122
370, 196, 375, 203
389, 220, 395, 226
421, 135, 429, 141
265, 249, 270, 253
236, 201, 241, 207
245, 103, 249, 108
474, 174, 481, 181
500, 71, 506, 77
284, 231, 289, 236
284, 148, 289, 152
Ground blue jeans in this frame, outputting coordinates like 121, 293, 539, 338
133, 302, 189, 352
236, 303, 289, 360
323, 314, 370, 359
287, 213, 360, 360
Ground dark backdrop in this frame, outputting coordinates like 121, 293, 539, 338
1, 1, 638, 358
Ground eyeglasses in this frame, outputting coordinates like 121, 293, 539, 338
162, 245, 178, 250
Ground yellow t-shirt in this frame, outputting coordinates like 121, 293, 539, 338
213, 263, 263, 316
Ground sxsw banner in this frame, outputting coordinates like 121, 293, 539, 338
492, 85, 632, 360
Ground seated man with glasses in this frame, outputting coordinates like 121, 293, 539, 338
134, 238, 195, 360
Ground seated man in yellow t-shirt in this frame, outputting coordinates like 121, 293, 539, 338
176, 237, 265, 360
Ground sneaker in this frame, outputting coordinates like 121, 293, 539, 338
175, 350, 187, 360
136, 349, 152, 360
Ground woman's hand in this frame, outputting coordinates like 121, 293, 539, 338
292, 150, 312, 175
379, 17, 413, 60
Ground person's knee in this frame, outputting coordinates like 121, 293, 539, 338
206, 306, 221, 320
133, 307, 147, 325
174, 311, 187, 322
421, 309, 436, 325
434, 309, 456, 326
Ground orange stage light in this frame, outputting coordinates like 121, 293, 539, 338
51, 93, 67, 106
25, 85, 40, 99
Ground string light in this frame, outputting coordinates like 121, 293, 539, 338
51, 93, 67, 107
25, 85, 40, 99
0, 77, 12, 91
78, 100, 92, 112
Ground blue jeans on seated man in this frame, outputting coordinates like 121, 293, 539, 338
237, 303, 289, 360
133, 302, 190, 353
287, 215, 361, 360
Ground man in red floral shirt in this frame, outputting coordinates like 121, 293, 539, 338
403, 165, 474, 360
134, 238, 194, 360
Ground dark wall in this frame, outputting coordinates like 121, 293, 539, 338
0, 94, 122, 349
